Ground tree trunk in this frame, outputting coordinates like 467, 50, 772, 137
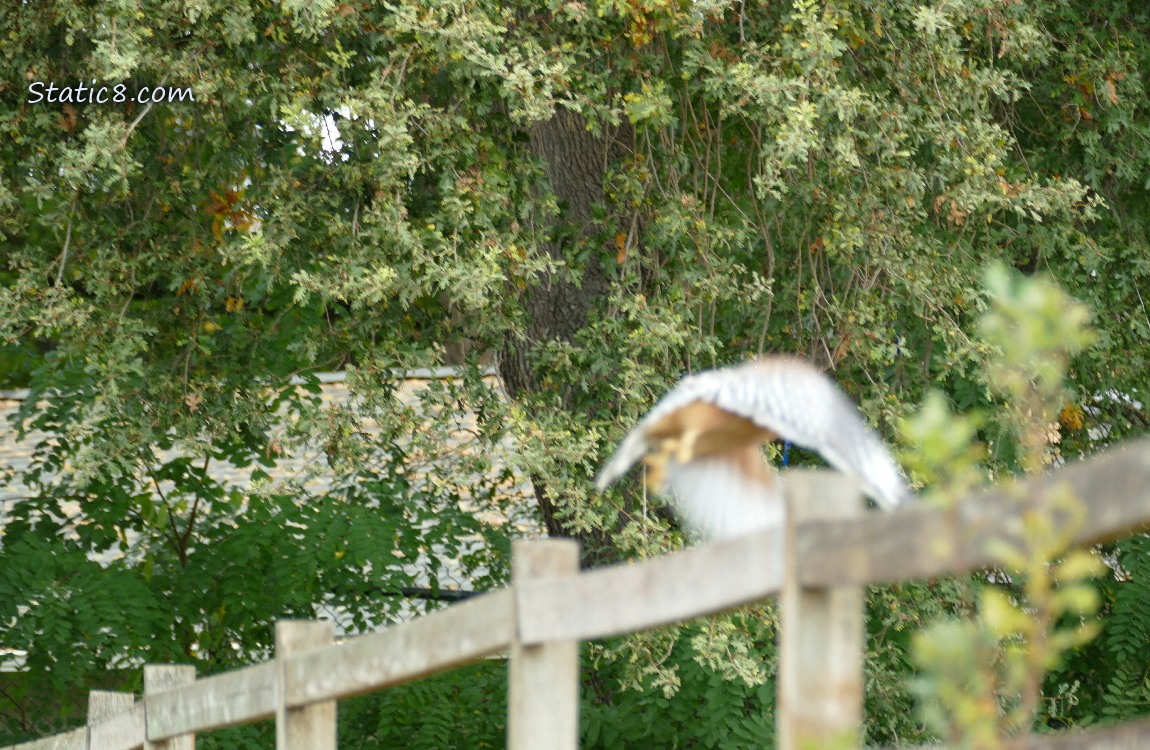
498, 109, 633, 549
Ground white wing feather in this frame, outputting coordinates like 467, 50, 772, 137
596, 357, 912, 509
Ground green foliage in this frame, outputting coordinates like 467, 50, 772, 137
900, 390, 986, 504
910, 266, 1106, 748
3, 0, 1150, 745
1058, 533, 1150, 727
340, 662, 507, 749
978, 262, 1096, 474
584, 620, 777, 750
197, 722, 275, 750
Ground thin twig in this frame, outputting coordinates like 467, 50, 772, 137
117, 75, 167, 151
176, 455, 213, 558
149, 469, 184, 564
55, 215, 73, 286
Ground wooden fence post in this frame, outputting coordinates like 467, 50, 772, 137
276, 620, 337, 750
145, 664, 197, 749
777, 470, 865, 750
87, 690, 136, 748
509, 538, 581, 750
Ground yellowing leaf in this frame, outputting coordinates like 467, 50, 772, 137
1103, 79, 1119, 105
981, 588, 1026, 636
1054, 550, 1105, 582
615, 232, 628, 264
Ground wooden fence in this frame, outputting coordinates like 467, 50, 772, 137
8, 438, 1150, 750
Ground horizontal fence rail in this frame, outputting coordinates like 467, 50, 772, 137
281, 588, 514, 709
6, 438, 1150, 749
798, 437, 1150, 588
516, 522, 785, 645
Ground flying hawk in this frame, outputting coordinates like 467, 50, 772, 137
596, 357, 912, 538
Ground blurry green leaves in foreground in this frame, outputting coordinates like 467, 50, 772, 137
910, 263, 1104, 748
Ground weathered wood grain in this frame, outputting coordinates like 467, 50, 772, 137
798, 438, 1150, 587
276, 621, 336, 750
145, 661, 277, 740
777, 472, 864, 750
89, 703, 145, 750
508, 539, 580, 750
516, 523, 786, 645
1019, 717, 1150, 749
8, 727, 86, 750
282, 588, 514, 707
85, 691, 141, 750
144, 664, 196, 750
876, 716, 1150, 749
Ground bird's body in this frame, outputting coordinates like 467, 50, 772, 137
596, 357, 912, 539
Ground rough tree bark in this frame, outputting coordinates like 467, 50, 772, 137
498, 109, 633, 555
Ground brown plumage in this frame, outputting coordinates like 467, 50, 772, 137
597, 356, 912, 538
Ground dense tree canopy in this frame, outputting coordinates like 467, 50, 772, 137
2, 0, 1150, 745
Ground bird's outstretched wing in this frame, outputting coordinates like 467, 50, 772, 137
596, 357, 912, 509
